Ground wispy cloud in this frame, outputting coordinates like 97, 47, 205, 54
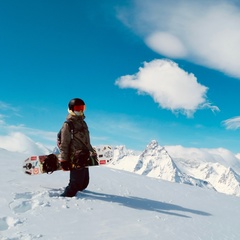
6, 124, 57, 142
88, 111, 160, 149
116, 59, 219, 117
0, 101, 22, 120
0, 101, 56, 143
222, 116, 240, 130
0, 101, 19, 112
117, 0, 240, 78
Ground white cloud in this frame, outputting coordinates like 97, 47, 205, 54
165, 145, 240, 169
118, 0, 240, 78
145, 32, 187, 58
222, 116, 240, 130
116, 59, 219, 117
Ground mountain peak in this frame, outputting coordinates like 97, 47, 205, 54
147, 139, 160, 149
134, 141, 182, 182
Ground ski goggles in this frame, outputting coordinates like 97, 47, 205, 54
73, 105, 86, 112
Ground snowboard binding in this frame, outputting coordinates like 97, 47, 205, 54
42, 154, 60, 174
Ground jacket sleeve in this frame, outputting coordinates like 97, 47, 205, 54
59, 122, 72, 161
83, 121, 94, 151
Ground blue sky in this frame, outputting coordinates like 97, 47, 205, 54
1, 0, 240, 153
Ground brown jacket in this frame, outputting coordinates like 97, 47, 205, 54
59, 113, 93, 162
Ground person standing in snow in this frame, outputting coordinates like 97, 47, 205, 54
58, 98, 94, 197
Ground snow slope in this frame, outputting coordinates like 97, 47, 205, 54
1, 148, 240, 240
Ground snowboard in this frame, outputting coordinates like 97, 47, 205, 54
23, 145, 114, 176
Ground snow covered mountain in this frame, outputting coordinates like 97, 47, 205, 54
110, 140, 240, 197
0, 132, 51, 155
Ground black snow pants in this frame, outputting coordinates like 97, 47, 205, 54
61, 167, 89, 197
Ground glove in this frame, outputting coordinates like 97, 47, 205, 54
60, 160, 71, 171
90, 149, 97, 157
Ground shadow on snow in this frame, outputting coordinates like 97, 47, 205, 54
80, 190, 211, 218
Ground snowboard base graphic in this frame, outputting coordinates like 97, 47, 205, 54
23, 145, 114, 176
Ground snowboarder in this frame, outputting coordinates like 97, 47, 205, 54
58, 98, 94, 197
